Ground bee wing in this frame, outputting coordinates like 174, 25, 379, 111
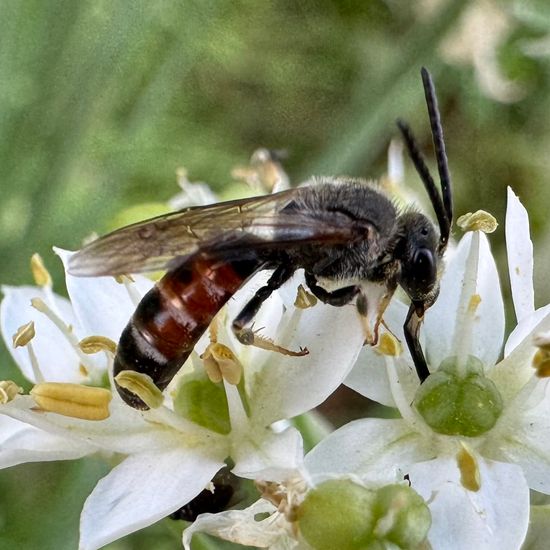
68, 188, 365, 276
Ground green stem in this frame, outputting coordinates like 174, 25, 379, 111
293, 410, 333, 453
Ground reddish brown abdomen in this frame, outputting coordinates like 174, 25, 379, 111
114, 255, 261, 408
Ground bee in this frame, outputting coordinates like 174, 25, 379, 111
170, 466, 239, 522
69, 68, 452, 409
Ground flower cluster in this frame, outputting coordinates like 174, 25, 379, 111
1, 150, 549, 550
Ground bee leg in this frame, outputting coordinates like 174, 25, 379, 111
232, 265, 308, 357
304, 272, 359, 306
404, 303, 430, 382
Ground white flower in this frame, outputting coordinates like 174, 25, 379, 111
182, 478, 306, 550
1, 249, 154, 385
309, 189, 550, 549
0, 257, 364, 549
0, 250, 154, 469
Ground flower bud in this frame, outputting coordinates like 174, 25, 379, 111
372, 484, 431, 548
297, 479, 376, 550
415, 356, 503, 437
297, 480, 431, 550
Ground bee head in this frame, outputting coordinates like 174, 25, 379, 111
396, 211, 440, 308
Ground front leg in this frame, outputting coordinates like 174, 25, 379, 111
304, 271, 359, 307
232, 264, 308, 357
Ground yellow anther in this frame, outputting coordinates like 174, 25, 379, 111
79, 336, 117, 355
532, 331, 550, 377
201, 343, 243, 386
533, 349, 550, 378
30, 297, 48, 313
376, 332, 403, 357
115, 370, 164, 409
12, 321, 35, 348
294, 285, 318, 309
30, 253, 52, 287
468, 294, 482, 314
114, 274, 135, 284
457, 211, 498, 233
0, 381, 22, 403
30, 383, 112, 421
457, 443, 481, 492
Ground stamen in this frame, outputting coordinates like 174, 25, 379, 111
0, 381, 22, 403
27, 341, 45, 383
224, 380, 249, 436
275, 305, 307, 356
453, 232, 481, 377
294, 285, 317, 309
385, 356, 430, 436
376, 332, 403, 357
30, 253, 52, 288
30, 382, 112, 420
30, 253, 65, 317
114, 275, 142, 308
30, 297, 97, 372
12, 321, 35, 347
201, 343, 243, 385
532, 331, 550, 377
114, 370, 164, 409
457, 442, 481, 491
457, 211, 498, 234
79, 335, 117, 356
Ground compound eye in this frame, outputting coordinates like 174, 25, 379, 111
413, 248, 436, 284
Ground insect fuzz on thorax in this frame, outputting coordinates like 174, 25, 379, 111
68, 67, 452, 409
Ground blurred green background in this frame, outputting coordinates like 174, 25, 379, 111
1, 0, 550, 548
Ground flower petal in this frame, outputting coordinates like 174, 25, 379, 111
505, 187, 534, 322
0, 395, 221, 455
409, 456, 529, 550
344, 299, 410, 406
424, 232, 504, 369
54, 248, 154, 342
0, 286, 87, 382
231, 425, 303, 481
249, 302, 364, 425
305, 418, 432, 485
183, 499, 281, 550
0, 415, 95, 469
489, 308, 550, 402
504, 303, 550, 357
483, 378, 550, 493
80, 448, 226, 550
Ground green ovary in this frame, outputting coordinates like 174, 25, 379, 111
415, 355, 503, 437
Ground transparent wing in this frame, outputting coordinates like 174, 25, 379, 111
68, 188, 366, 276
